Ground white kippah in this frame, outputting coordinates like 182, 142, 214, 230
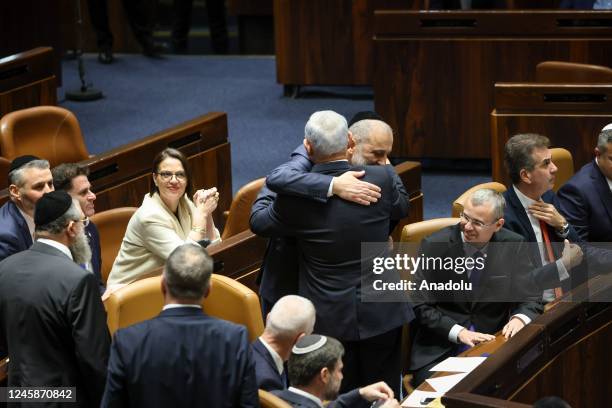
602, 123, 612, 131
292, 335, 327, 355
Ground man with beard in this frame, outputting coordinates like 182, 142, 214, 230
0, 191, 110, 407
0, 155, 54, 261
252, 111, 404, 316
272, 334, 401, 408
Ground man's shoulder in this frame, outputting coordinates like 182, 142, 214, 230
493, 227, 525, 243
0, 201, 22, 229
423, 224, 458, 244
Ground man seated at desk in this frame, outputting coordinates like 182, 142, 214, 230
409, 188, 544, 387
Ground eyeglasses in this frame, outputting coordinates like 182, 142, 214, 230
73, 216, 90, 227
459, 212, 498, 229
156, 171, 187, 182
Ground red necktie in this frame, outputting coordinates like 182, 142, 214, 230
539, 220, 563, 299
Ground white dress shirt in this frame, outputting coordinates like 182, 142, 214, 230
17, 207, 35, 241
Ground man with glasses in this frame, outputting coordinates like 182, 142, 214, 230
409, 189, 543, 387
502, 134, 584, 301
0, 191, 110, 406
53, 163, 104, 293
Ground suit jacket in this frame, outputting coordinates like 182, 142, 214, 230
272, 388, 368, 408
502, 187, 581, 289
253, 144, 408, 308
252, 338, 287, 391
86, 221, 106, 293
409, 225, 543, 371
0, 200, 32, 262
560, 0, 597, 8
101, 307, 258, 408
557, 160, 612, 243
251, 160, 413, 341
108, 193, 220, 287
0, 241, 110, 407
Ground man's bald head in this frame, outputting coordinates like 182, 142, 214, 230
349, 119, 393, 166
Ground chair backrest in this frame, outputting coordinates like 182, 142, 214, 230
90, 207, 137, 286
401, 218, 461, 244
0, 106, 89, 166
535, 61, 612, 83
0, 156, 10, 190
550, 147, 574, 192
258, 390, 292, 408
221, 177, 265, 240
451, 182, 507, 218
104, 274, 264, 341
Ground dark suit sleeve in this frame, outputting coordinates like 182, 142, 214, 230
68, 272, 111, 405
557, 183, 590, 242
549, 193, 581, 243
265, 144, 332, 203
237, 328, 259, 408
0, 230, 21, 262
509, 241, 544, 320
385, 165, 410, 221
328, 389, 369, 408
101, 333, 129, 408
250, 189, 294, 238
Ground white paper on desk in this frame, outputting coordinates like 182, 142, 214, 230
425, 372, 469, 393
429, 356, 487, 373
401, 390, 442, 407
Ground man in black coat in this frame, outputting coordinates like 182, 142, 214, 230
251, 110, 413, 395
101, 244, 258, 408
409, 188, 543, 386
0, 191, 110, 407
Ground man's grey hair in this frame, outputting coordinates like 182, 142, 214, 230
288, 336, 344, 387
8, 159, 50, 187
304, 111, 348, 159
164, 244, 213, 301
469, 188, 505, 221
349, 119, 393, 145
504, 134, 550, 185
35, 199, 81, 235
597, 129, 612, 153
266, 295, 316, 341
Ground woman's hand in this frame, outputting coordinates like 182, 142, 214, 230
194, 187, 219, 216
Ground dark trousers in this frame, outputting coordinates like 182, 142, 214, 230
86, 0, 156, 49
172, 0, 228, 52
339, 327, 403, 398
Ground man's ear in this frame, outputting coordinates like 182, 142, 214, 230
303, 138, 313, 156
8, 184, 20, 201
347, 132, 356, 150
203, 280, 212, 298
319, 367, 330, 385
595, 147, 601, 158
494, 217, 505, 232
519, 168, 531, 184
294, 332, 306, 346
161, 275, 167, 297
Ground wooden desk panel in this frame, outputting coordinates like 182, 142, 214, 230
491, 83, 612, 186
274, 0, 408, 88
0, 47, 57, 117
373, 11, 612, 159
391, 160, 424, 242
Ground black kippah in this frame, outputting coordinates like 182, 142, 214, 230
34, 191, 73, 226
292, 335, 327, 355
348, 111, 384, 128
9, 155, 41, 173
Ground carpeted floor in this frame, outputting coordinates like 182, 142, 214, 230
59, 54, 490, 219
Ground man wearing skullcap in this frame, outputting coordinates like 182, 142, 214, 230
0, 155, 54, 261
272, 334, 401, 408
0, 191, 110, 407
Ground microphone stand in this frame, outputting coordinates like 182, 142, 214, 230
66, 0, 103, 101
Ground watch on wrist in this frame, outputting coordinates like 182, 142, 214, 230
557, 222, 569, 235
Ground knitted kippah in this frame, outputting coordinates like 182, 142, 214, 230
292, 335, 327, 355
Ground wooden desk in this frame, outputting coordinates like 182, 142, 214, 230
373, 11, 612, 160
0, 112, 232, 229
274, 0, 409, 94
0, 47, 57, 118
228, 0, 274, 54
392, 160, 424, 242
407, 273, 612, 407
491, 83, 612, 187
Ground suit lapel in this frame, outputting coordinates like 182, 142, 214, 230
9, 202, 33, 247
591, 161, 612, 222
507, 187, 537, 242
254, 339, 283, 383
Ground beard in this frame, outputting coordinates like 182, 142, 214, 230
350, 146, 368, 166
70, 229, 92, 266
322, 375, 341, 401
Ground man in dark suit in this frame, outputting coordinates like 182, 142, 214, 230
252, 111, 404, 317
53, 163, 105, 293
101, 244, 258, 408
0, 155, 54, 262
558, 128, 612, 243
409, 189, 543, 386
502, 134, 584, 300
272, 334, 401, 408
0, 190, 110, 407
251, 110, 413, 395
253, 295, 316, 391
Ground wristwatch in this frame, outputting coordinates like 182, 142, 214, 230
557, 221, 569, 236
